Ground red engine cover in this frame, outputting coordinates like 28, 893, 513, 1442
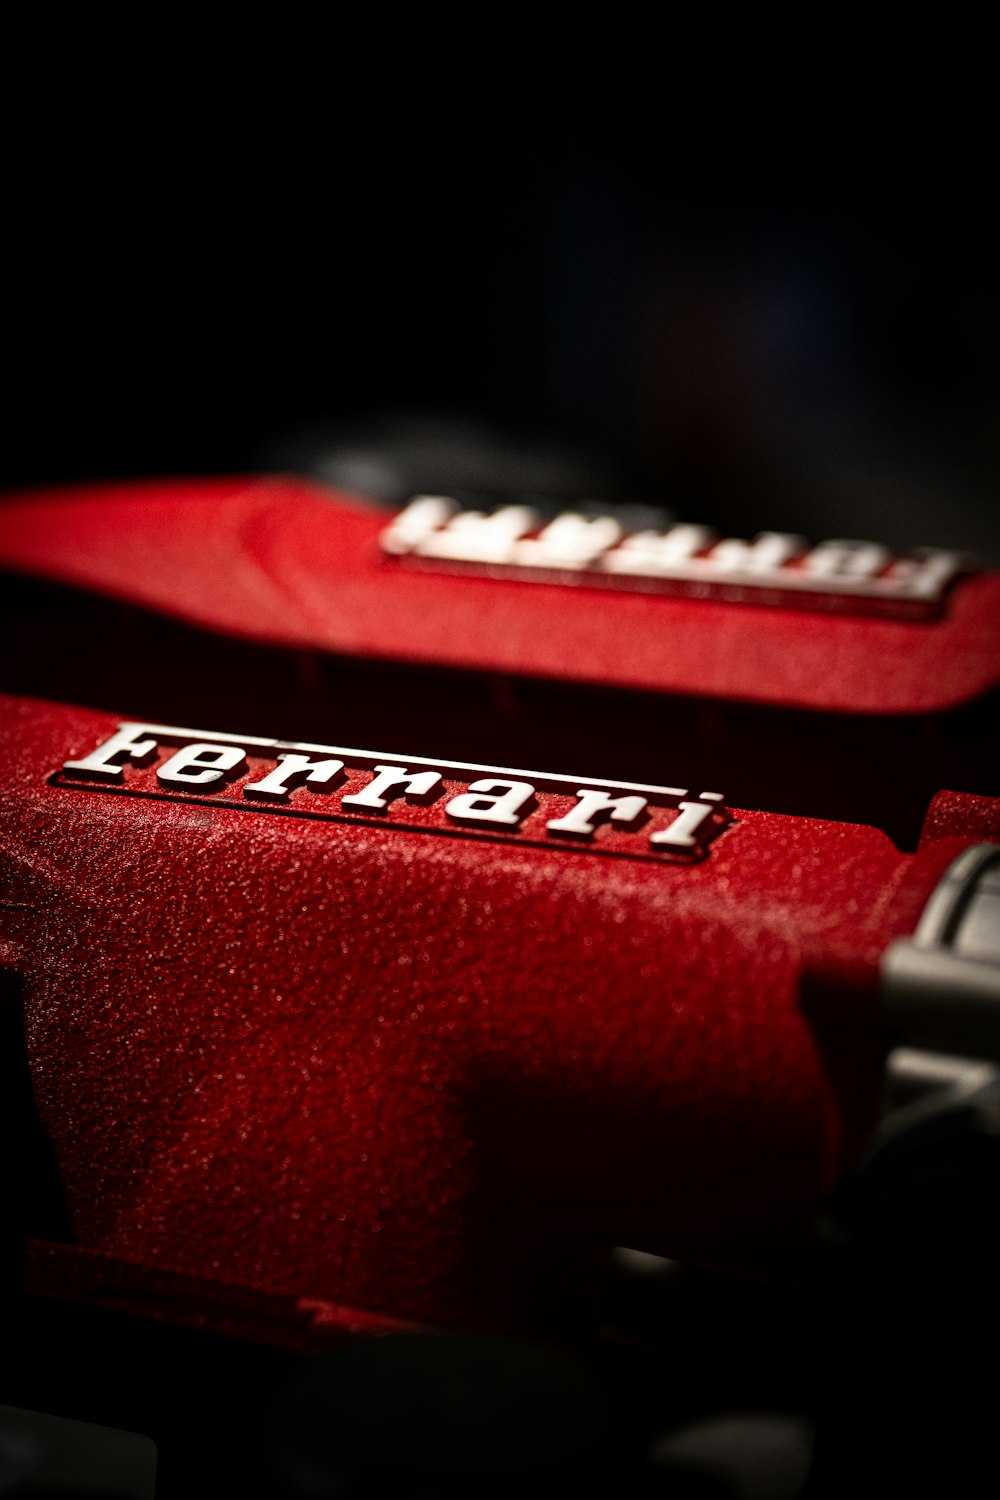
0, 694, 986, 1338
1, 475, 998, 1345
1, 474, 998, 714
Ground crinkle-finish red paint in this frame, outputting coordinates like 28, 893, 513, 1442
0, 476, 997, 714
0, 695, 974, 1335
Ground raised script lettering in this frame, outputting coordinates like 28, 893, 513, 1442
445, 779, 536, 827
381, 498, 970, 616
57, 725, 732, 864
649, 800, 717, 850
547, 790, 647, 839
157, 743, 247, 789
342, 765, 442, 811
244, 754, 345, 802
63, 724, 159, 783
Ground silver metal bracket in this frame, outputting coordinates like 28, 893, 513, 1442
881, 844, 1000, 1118
883, 845, 1000, 1057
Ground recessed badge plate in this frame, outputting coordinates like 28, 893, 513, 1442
55, 724, 732, 864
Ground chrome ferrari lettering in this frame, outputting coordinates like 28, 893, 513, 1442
244, 753, 345, 802
157, 743, 246, 789
58, 725, 733, 864
545, 790, 647, 839
62, 724, 159, 783
341, 764, 443, 811
380, 497, 969, 618
649, 799, 718, 850
445, 779, 536, 827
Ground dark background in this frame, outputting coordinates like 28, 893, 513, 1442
4, 64, 999, 559
2, 60, 999, 1496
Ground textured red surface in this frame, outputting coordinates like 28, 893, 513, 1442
0, 694, 978, 1337
920, 788, 1000, 844
1, 476, 998, 714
